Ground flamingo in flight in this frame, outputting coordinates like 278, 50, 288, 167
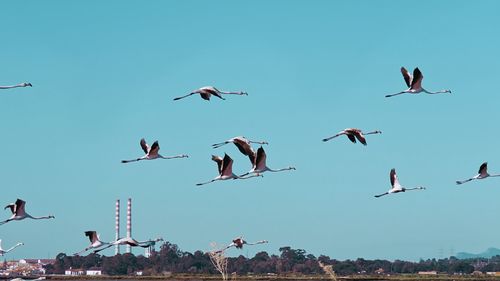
385, 67, 451, 98
0, 82, 32, 90
322, 128, 382, 145
93, 237, 164, 254
0, 239, 23, 256
240, 147, 295, 177
196, 154, 262, 186
74, 231, 109, 256
374, 169, 425, 198
212, 136, 268, 155
121, 138, 188, 163
216, 236, 268, 253
173, 86, 247, 101
456, 162, 500, 185
0, 199, 55, 225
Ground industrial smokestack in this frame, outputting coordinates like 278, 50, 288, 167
115, 199, 120, 255
126, 198, 132, 253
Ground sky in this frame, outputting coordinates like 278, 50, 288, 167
0, 0, 499, 262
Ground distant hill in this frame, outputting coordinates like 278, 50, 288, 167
456, 247, 500, 259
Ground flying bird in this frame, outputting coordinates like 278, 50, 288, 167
374, 169, 426, 198
0, 239, 23, 256
322, 128, 382, 145
216, 236, 268, 253
456, 162, 500, 185
0, 199, 55, 225
212, 136, 268, 156
173, 86, 248, 101
240, 147, 295, 177
385, 67, 451, 98
121, 138, 188, 163
93, 237, 163, 254
196, 154, 262, 186
74, 231, 109, 256
0, 82, 32, 90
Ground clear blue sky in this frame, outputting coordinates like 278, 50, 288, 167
1, 0, 499, 261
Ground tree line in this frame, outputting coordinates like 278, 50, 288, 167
44, 241, 500, 276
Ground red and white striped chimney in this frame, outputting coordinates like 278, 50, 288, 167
115, 199, 120, 255
126, 198, 132, 253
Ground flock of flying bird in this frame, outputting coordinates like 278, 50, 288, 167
0, 66, 496, 257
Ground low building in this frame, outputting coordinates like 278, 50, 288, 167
418, 271, 438, 275
65, 268, 84, 276
86, 268, 103, 276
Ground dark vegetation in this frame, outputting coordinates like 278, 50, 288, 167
45, 242, 500, 276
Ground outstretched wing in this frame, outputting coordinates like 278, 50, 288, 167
140, 138, 149, 154
401, 67, 412, 87
478, 162, 488, 175
15, 199, 26, 216
233, 137, 254, 156
347, 134, 356, 143
4, 203, 15, 214
211, 155, 223, 174
255, 147, 267, 170
85, 231, 98, 244
390, 169, 401, 188
221, 154, 234, 176
353, 131, 367, 145
149, 141, 160, 155
411, 68, 423, 89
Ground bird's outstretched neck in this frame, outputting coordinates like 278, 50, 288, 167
196, 179, 218, 186
456, 178, 473, 185
173, 93, 195, 101
220, 91, 247, 96
212, 141, 230, 148
0, 83, 32, 89
385, 91, 406, 98
374, 192, 388, 198
121, 158, 141, 163
405, 186, 426, 191
160, 154, 189, 159
5, 243, 23, 253
249, 140, 268, 145
424, 89, 451, 95
30, 214, 55, 220
322, 133, 342, 142
364, 130, 382, 135
268, 166, 296, 172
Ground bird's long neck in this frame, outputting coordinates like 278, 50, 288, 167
0, 84, 25, 89
423, 89, 450, 94
246, 240, 268, 245
160, 154, 188, 159
249, 140, 268, 145
28, 214, 54, 220
5, 243, 23, 253
267, 166, 295, 172
489, 174, 500, 177
405, 187, 425, 191
212, 141, 230, 148
215, 88, 247, 95
364, 130, 381, 135
196, 179, 218, 186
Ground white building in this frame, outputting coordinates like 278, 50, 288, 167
86, 268, 102, 275
65, 268, 84, 276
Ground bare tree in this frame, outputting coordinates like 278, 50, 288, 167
319, 261, 338, 281
209, 242, 228, 281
